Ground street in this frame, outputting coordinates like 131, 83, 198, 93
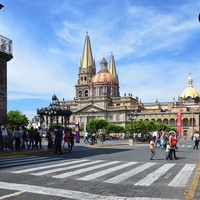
0, 138, 199, 200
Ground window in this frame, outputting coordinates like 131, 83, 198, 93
78, 91, 82, 97
93, 88, 96, 96
85, 90, 88, 97
107, 87, 111, 96
100, 87, 103, 96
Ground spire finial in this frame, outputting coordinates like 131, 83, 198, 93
86, 31, 88, 35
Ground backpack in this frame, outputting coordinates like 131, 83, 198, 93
193, 136, 197, 141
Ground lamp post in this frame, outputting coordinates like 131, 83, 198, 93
128, 111, 138, 140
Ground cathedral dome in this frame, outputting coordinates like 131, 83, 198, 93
91, 69, 117, 84
180, 87, 199, 98
180, 73, 199, 99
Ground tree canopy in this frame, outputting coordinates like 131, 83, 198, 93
7, 110, 29, 131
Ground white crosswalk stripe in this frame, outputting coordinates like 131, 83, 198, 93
0, 155, 62, 169
104, 162, 156, 184
10, 159, 196, 188
168, 164, 196, 187
134, 163, 175, 186
73, 162, 137, 181
53, 161, 121, 179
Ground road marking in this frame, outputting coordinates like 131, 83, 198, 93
0, 181, 182, 200
0, 192, 23, 199
53, 161, 121, 179
12, 159, 89, 173
168, 164, 195, 187
104, 162, 156, 184
185, 161, 200, 200
31, 160, 105, 176
77, 162, 138, 181
134, 163, 175, 186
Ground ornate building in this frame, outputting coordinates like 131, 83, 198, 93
43, 34, 200, 138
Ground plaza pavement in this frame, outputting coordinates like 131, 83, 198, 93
0, 139, 200, 200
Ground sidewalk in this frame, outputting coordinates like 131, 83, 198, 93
0, 139, 134, 157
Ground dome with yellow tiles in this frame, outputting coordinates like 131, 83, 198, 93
180, 87, 199, 98
180, 73, 199, 98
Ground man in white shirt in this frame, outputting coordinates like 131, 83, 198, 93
193, 131, 199, 150
1, 123, 10, 150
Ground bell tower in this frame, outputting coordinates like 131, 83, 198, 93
75, 33, 96, 99
0, 35, 13, 124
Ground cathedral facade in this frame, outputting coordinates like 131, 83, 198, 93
45, 34, 200, 138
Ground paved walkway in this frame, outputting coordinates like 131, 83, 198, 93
0, 139, 134, 157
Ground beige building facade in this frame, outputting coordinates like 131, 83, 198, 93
46, 34, 200, 138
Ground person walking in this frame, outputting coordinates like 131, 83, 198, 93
84, 130, 89, 143
168, 130, 178, 160
28, 127, 35, 149
165, 142, 172, 160
21, 126, 28, 149
1, 123, 10, 150
54, 126, 63, 154
38, 127, 43, 149
150, 136, 156, 160
69, 130, 74, 151
63, 129, 70, 153
193, 131, 199, 149
13, 126, 22, 151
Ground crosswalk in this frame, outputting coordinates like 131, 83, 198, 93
0, 155, 63, 169
8, 158, 196, 188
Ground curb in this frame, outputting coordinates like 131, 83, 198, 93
0, 150, 52, 157
185, 161, 200, 200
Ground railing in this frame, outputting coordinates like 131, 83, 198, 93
0, 35, 13, 56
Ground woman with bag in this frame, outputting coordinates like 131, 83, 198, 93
63, 129, 70, 153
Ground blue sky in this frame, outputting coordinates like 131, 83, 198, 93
0, 0, 200, 120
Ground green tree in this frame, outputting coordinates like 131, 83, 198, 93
7, 110, 29, 131
86, 119, 108, 133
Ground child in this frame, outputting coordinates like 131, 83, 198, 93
166, 142, 172, 160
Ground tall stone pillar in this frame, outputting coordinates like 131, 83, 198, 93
0, 35, 13, 125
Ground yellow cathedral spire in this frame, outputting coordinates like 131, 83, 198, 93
109, 52, 119, 83
81, 32, 94, 69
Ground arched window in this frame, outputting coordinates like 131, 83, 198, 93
84, 76, 87, 81
85, 90, 88, 97
78, 91, 82, 97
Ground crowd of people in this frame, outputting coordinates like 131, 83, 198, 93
0, 123, 74, 154
149, 130, 179, 160
149, 130, 200, 161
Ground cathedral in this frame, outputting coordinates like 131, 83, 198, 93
40, 34, 200, 138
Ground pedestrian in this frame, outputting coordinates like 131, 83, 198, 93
21, 126, 28, 149
150, 136, 156, 160
1, 123, 10, 150
46, 129, 54, 150
38, 127, 43, 149
28, 127, 35, 149
168, 131, 178, 160
54, 126, 63, 154
193, 131, 199, 150
13, 126, 22, 151
63, 129, 70, 153
84, 130, 89, 143
69, 129, 74, 151
33, 128, 39, 149
165, 142, 172, 160
91, 133, 96, 145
